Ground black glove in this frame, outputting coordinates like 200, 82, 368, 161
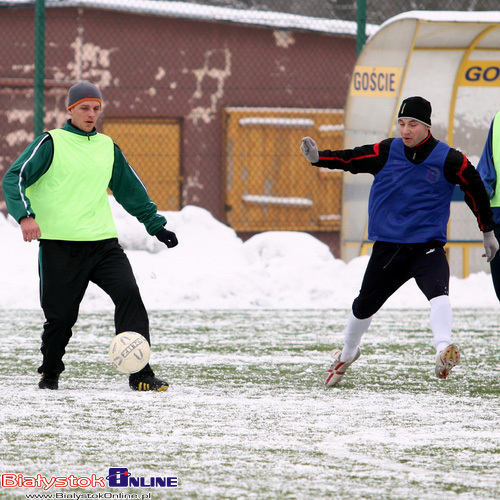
155, 228, 178, 248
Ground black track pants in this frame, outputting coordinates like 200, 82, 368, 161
352, 241, 450, 319
37, 238, 150, 375
489, 225, 500, 302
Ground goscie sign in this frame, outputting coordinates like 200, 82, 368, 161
350, 66, 402, 97
459, 61, 500, 87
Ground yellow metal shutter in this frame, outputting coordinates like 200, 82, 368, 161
103, 118, 181, 211
223, 108, 343, 232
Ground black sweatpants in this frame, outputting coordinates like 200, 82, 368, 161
489, 225, 500, 301
352, 241, 450, 319
37, 238, 151, 375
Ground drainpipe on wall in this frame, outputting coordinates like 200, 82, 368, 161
356, 0, 367, 58
34, 0, 45, 137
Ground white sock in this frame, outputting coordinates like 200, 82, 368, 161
430, 295, 452, 353
340, 311, 372, 361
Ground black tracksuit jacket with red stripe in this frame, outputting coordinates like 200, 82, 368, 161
312, 133, 495, 233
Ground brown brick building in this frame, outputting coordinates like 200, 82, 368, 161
0, 1, 371, 254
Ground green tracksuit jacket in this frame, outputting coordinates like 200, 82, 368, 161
2, 120, 166, 240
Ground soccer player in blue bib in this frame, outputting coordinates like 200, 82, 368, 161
301, 96, 498, 386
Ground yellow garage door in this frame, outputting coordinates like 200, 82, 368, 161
223, 108, 343, 232
103, 118, 181, 211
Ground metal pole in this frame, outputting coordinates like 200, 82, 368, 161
356, 0, 367, 58
34, 0, 46, 136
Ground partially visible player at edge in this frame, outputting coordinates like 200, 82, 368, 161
477, 110, 500, 302
300, 96, 499, 387
2, 81, 178, 391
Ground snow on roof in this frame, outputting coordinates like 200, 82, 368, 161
2, 0, 379, 36
379, 9, 500, 30
238, 117, 314, 128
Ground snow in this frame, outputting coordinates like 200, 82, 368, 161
241, 194, 313, 206
0, 197, 498, 312
239, 118, 315, 128
1, 200, 498, 500
2, 0, 379, 37
379, 10, 500, 28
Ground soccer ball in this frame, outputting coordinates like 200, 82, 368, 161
109, 331, 151, 374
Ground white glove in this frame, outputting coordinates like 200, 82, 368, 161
482, 230, 499, 262
300, 137, 319, 163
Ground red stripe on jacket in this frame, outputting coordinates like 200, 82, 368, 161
318, 142, 381, 163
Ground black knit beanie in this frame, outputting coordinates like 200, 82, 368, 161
67, 81, 103, 110
398, 96, 431, 127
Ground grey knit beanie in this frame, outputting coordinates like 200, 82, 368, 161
67, 81, 103, 110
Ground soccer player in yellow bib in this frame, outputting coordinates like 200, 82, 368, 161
477, 111, 500, 303
2, 81, 177, 391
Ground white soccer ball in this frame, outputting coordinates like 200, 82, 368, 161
109, 331, 151, 374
